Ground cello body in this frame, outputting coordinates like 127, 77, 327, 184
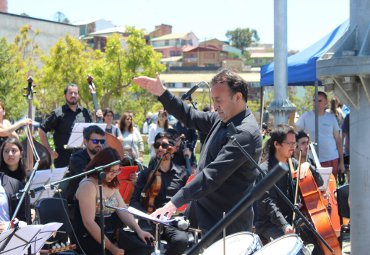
298, 168, 341, 255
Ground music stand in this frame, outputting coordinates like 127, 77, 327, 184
29, 167, 68, 205
0, 223, 61, 255
66, 123, 106, 149
309, 143, 332, 191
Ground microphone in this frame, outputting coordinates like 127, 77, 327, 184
167, 217, 190, 231
181, 85, 199, 100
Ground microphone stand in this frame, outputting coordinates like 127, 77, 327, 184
28, 160, 121, 255
225, 123, 334, 253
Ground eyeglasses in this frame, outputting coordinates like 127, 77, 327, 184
282, 141, 297, 147
108, 170, 121, 176
89, 139, 106, 145
126, 118, 132, 121
312, 99, 323, 103
153, 142, 170, 149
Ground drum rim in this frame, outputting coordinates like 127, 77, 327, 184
254, 234, 303, 254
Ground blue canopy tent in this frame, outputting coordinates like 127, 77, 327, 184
260, 20, 349, 86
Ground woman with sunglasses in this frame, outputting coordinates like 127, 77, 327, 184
148, 110, 169, 157
119, 112, 144, 162
74, 147, 154, 255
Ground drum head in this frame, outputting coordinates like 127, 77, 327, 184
202, 232, 261, 255
254, 234, 303, 255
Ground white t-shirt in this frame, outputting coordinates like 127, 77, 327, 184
296, 111, 340, 162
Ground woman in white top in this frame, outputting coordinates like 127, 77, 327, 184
148, 110, 169, 157
119, 112, 144, 162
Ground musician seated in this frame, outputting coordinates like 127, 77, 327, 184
130, 132, 189, 255
254, 125, 323, 254
74, 147, 153, 255
61, 125, 106, 204
254, 125, 297, 241
0, 138, 29, 232
293, 130, 323, 187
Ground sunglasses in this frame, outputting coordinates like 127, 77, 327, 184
89, 139, 106, 145
153, 142, 170, 149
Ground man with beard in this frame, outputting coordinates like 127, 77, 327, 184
38, 84, 93, 168
63, 125, 105, 203
130, 132, 189, 255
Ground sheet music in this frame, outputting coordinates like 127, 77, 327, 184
0, 225, 41, 255
309, 143, 332, 191
28, 222, 62, 254
29, 167, 68, 204
66, 122, 106, 149
107, 205, 175, 225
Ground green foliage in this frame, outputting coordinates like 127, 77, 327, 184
226, 28, 260, 52
0, 25, 42, 120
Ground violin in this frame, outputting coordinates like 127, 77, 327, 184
140, 150, 174, 213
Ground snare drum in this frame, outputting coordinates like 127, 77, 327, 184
254, 234, 304, 255
202, 232, 262, 255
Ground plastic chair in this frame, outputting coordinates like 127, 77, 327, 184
336, 184, 350, 247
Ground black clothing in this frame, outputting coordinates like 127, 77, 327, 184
62, 149, 91, 203
130, 161, 189, 255
73, 201, 152, 255
159, 90, 262, 235
131, 160, 188, 211
173, 121, 198, 169
254, 156, 324, 239
39, 104, 92, 167
0, 173, 28, 221
254, 156, 295, 236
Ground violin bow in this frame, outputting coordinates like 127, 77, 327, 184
291, 150, 302, 229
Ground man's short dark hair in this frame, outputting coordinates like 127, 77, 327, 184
83, 125, 105, 140
296, 130, 309, 142
154, 132, 175, 146
64, 83, 79, 95
211, 68, 249, 102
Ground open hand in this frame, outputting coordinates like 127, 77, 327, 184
133, 74, 166, 97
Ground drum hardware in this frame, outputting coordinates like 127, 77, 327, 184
202, 232, 262, 255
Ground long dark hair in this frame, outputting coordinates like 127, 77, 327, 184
268, 124, 296, 158
0, 137, 27, 183
84, 147, 120, 188
157, 110, 169, 129
119, 112, 134, 133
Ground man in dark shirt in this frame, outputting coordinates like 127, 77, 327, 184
38, 84, 93, 168
130, 132, 189, 255
63, 125, 105, 203
134, 69, 262, 236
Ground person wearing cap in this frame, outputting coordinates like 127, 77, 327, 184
296, 91, 344, 180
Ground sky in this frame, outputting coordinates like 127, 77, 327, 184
7, 0, 349, 51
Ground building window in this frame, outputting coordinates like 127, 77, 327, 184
165, 40, 169, 46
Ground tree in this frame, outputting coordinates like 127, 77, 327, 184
37, 35, 95, 115
0, 25, 42, 119
226, 28, 260, 53
88, 27, 165, 119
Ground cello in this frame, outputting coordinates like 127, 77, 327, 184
22, 77, 52, 171
291, 160, 341, 254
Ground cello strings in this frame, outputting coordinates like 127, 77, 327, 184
25, 125, 40, 162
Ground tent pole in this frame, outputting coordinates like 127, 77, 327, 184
260, 86, 264, 128
314, 81, 319, 154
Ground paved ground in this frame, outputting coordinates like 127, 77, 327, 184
342, 232, 350, 255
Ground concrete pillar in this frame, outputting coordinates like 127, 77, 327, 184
269, 0, 295, 125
